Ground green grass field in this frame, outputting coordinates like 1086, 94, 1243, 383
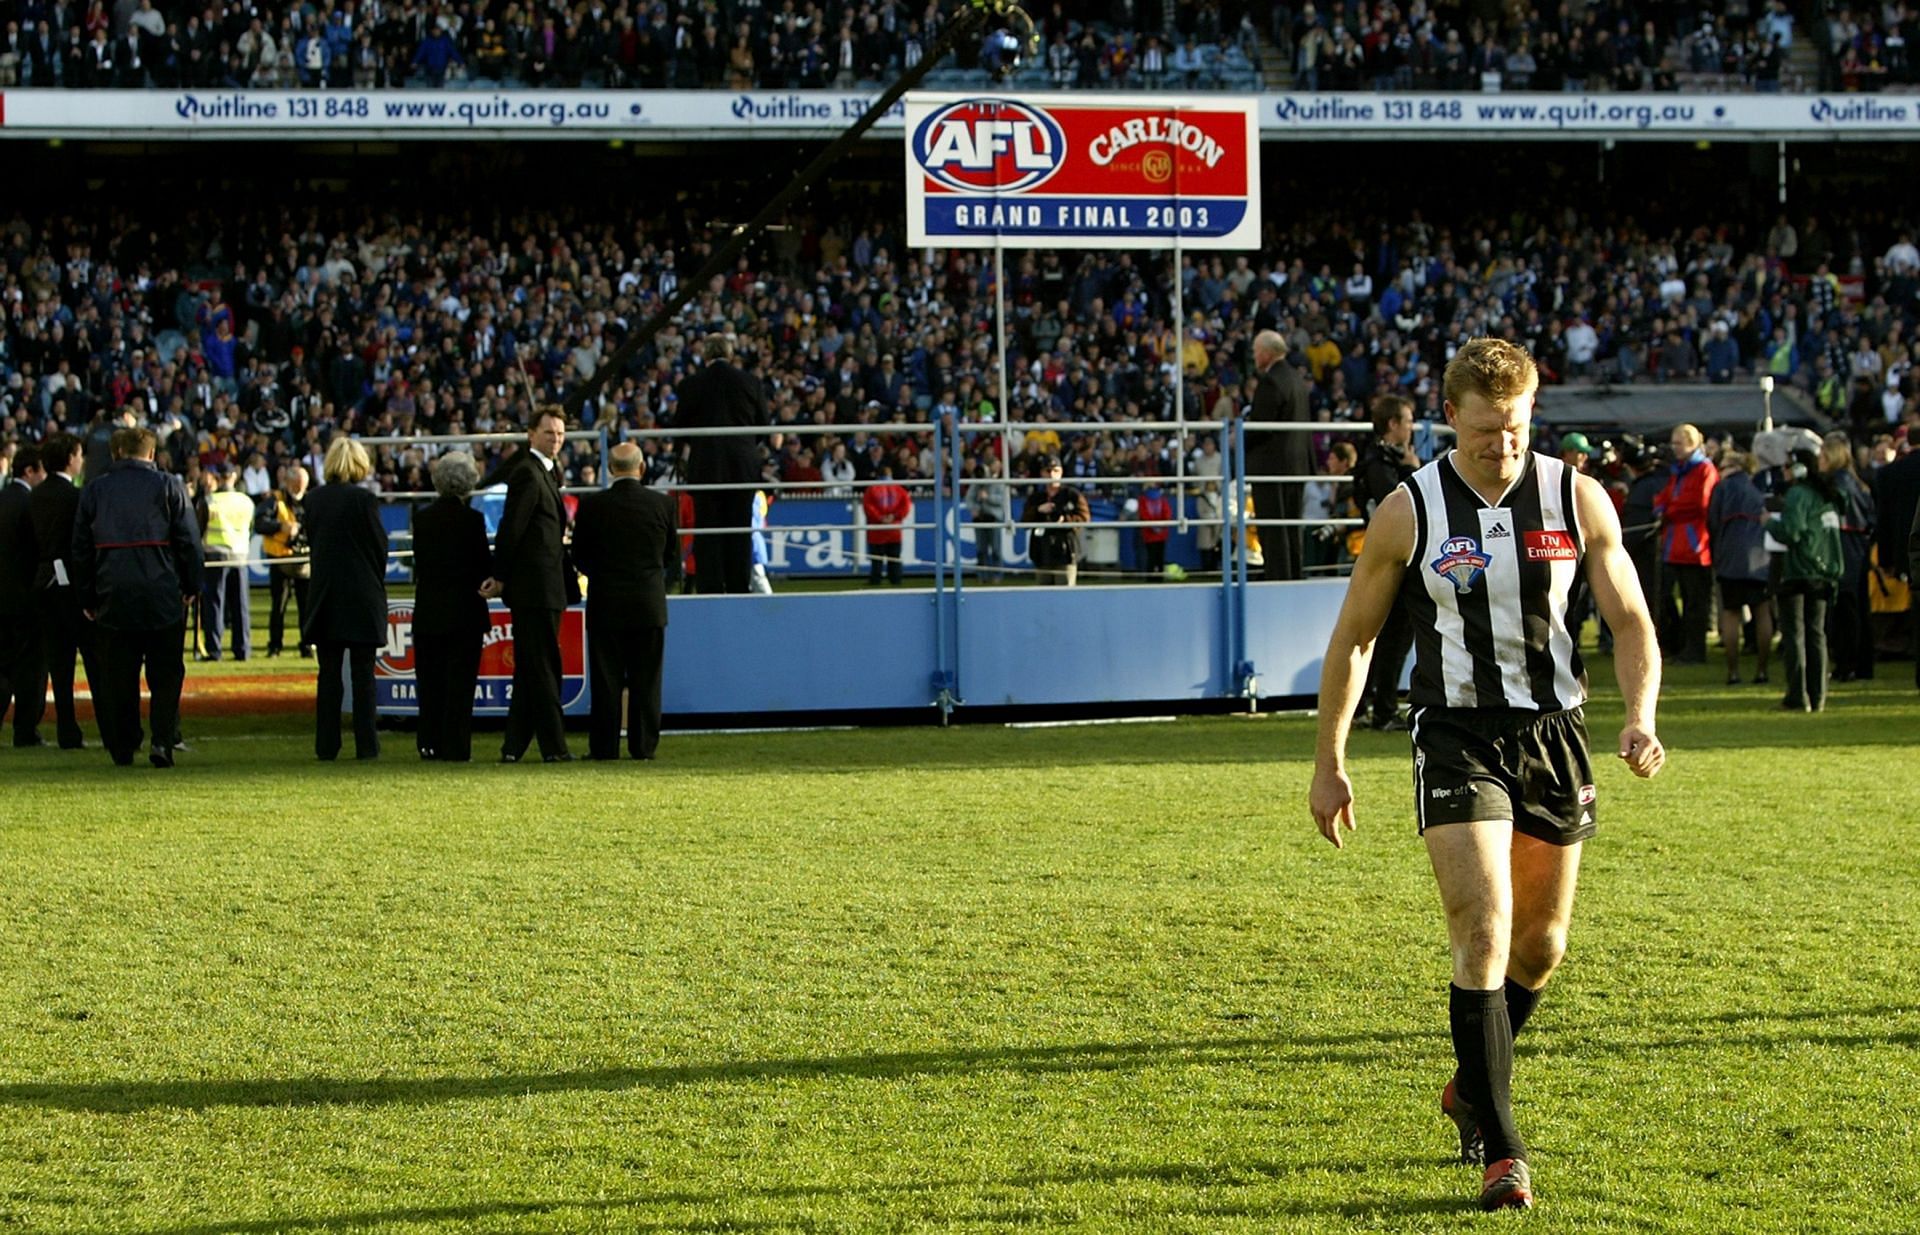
2, 661, 1916, 1233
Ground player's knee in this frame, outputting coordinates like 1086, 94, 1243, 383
1514, 924, 1569, 982
1452, 922, 1510, 984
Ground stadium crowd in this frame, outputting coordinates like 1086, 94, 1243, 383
5, 192, 1920, 498
1285, 0, 1818, 93
0, 0, 1272, 90
0, 0, 1894, 94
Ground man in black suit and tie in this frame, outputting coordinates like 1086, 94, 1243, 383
570, 442, 681, 760
483, 406, 576, 763
677, 334, 780, 593
30, 433, 100, 749
0, 444, 48, 747
1246, 329, 1313, 581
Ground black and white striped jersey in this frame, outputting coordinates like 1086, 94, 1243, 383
1397, 451, 1587, 712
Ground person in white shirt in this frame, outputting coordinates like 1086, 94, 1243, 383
1884, 233, 1920, 276
1563, 318, 1599, 375
820, 440, 856, 498
241, 451, 273, 497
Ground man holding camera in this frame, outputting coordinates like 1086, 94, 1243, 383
255, 462, 313, 658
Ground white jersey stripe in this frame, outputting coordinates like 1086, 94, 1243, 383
1477, 505, 1535, 707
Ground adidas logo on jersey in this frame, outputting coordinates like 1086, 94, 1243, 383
1487, 521, 1511, 538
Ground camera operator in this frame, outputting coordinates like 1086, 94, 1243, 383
255, 463, 313, 658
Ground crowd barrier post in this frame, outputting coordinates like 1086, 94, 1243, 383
1217, 417, 1236, 699
931, 412, 953, 722
947, 411, 966, 711
1232, 416, 1254, 703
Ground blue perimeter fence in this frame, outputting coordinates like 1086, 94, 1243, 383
338, 418, 1360, 721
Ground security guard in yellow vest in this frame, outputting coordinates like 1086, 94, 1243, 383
200, 463, 255, 661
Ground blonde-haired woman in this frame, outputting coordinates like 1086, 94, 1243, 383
303, 437, 389, 759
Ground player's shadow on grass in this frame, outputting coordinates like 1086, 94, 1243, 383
12, 1012, 1911, 1119
128, 1159, 1457, 1235
0, 1030, 1430, 1116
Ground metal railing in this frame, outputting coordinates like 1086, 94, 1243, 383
330, 415, 1446, 717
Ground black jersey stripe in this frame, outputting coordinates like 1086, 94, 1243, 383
1400, 480, 1446, 704
1405, 477, 1429, 567
1512, 469, 1569, 710
1438, 459, 1508, 709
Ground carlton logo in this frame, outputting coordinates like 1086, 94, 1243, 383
912, 99, 1066, 193
1087, 114, 1228, 168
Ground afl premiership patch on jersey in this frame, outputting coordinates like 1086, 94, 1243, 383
1398, 452, 1587, 711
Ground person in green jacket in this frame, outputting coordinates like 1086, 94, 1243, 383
1765, 449, 1844, 712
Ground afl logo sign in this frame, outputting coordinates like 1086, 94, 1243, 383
912, 99, 1066, 193
378, 603, 417, 676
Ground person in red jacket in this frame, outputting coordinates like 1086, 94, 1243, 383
1135, 482, 1172, 578
1654, 423, 1719, 664
862, 462, 911, 585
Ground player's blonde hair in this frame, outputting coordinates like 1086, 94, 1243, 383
1443, 338, 1539, 410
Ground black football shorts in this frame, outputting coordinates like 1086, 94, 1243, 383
1410, 705, 1597, 846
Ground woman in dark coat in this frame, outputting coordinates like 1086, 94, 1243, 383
409, 450, 493, 761
303, 436, 389, 759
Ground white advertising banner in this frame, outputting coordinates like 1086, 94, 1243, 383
1263, 91, 1920, 139
1, 88, 1917, 141
0, 88, 909, 138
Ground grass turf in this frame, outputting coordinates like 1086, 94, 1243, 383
1, 660, 1916, 1232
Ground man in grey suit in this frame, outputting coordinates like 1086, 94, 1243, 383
1246, 329, 1313, 581
571, 442, 681, 760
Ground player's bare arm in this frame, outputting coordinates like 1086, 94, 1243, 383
1573, 473, 1665, 779
1310, 486, 1415, 847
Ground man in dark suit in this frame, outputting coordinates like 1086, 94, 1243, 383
69, 427, 203, 768
30, 433, 100, 748
1246, 328, 1312, 581
0, 444, 48, 747
570, 442, 681, 760
1875, 445, 1920, 688
677, 334, 780, 593
482, 406, 576, 763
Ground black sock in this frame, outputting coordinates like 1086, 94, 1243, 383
1450, 984, 1528, 1165
1505, 977, 1542, 1039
